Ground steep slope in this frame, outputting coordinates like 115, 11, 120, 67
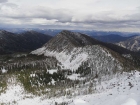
0, 30, 52, 54
93, 34, 137, 43
116, 36, 140, 52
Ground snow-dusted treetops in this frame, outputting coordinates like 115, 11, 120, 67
0, 30, 140, 105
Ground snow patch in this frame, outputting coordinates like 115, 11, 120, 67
121, 98, 137, 105
0, 77, 25, 104
74, 99, 91, 105
31, 47, 46, 55
30, 74, 36, 77
48, 69, 57, 74
35, 48, 88, 71
67, 74, 85, 80
1, 68, 8, 74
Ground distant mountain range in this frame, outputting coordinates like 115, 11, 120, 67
1, 29, 140, 54
1, 29, 136, 54
92, 34, 138, 43
89, 34, 140, 52
1, 28, 140, 36
1, 29, 140, 53
0, 30, 52, 54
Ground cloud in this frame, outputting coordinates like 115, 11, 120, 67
0, 0, 8, 3
0, 0, 140, 32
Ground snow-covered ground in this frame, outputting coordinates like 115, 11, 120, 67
67, 74, 85, 80
0, 70, 140, 105
47, 69, 57, 74
1, 68, 8, 74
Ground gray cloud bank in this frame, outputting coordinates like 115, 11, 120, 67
0, 0, 140, 32
0, 0, 8, 3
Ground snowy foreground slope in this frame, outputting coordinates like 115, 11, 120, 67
0, 71, 140, 105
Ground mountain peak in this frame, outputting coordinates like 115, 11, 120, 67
58, 30, 81, 38
60, 30, 71, 33
40, 30, 102, 52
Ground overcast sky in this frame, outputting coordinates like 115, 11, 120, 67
0, 0, 140, 32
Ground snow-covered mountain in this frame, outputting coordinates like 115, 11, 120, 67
32, 30, 130, 75
32, 30, 102, 53
116, 36, 140, 52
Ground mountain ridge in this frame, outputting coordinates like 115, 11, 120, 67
93, 34, 138, 43
0, 30, 52, 54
